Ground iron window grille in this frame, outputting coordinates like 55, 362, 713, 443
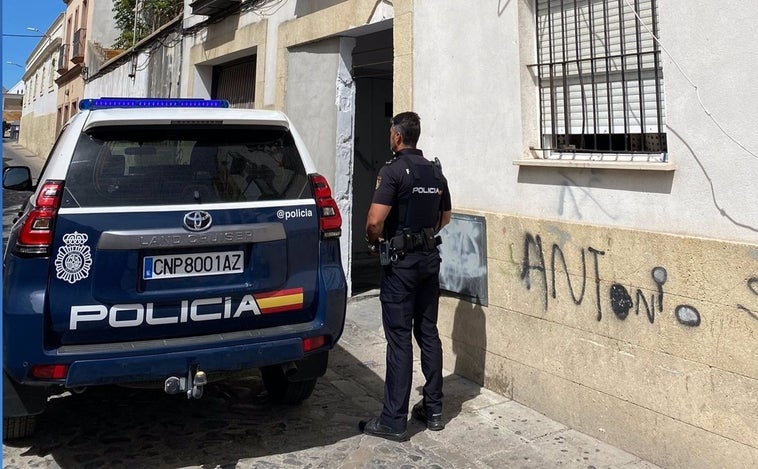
535, 0, 666, 162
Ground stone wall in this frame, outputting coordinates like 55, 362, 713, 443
438, 211, 758, 469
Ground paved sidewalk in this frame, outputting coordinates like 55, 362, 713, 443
342, 290, 660, 469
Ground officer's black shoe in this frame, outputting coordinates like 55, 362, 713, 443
411, 402, 445, 431
358, 417, 408, 442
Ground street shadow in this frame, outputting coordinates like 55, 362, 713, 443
4, 343, 385, 468
5, 325, 496, 467
3, 326, 498, 468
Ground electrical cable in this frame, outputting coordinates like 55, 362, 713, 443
623, 0, 758, 161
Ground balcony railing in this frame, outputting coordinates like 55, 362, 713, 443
57, 44, 69, 74
71, 28, 86, 64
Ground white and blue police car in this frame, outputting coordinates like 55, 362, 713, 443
2, 98, 347, 438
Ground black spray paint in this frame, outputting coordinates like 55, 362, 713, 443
736, 277, 758, 321
519, 233, 703, 327
520, 233, 605, 321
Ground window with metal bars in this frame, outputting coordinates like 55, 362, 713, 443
536, 0, 667, 161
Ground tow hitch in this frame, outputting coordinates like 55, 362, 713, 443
164, 365, 207, 399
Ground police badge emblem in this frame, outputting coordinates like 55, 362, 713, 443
54, 232, 93, 284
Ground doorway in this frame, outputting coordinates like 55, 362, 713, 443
350, 28, 393, 294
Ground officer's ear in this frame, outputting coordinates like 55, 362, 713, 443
392, 130, 403, 146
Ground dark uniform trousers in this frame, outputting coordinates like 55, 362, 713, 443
379, 250, 444, 430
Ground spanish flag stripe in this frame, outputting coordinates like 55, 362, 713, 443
254, 287, 303, 300
254, 288, 304, 314
259, 304, 301, 314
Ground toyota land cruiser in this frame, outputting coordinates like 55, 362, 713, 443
2, 98, 347, 439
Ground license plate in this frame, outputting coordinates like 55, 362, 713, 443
143, 251, 244, 280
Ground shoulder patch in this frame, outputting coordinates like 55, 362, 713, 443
375, 176, 382, 190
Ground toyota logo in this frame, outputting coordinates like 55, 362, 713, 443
183, 211, 212, 232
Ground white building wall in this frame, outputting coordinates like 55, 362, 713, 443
412, 0, 522, 211
87, 0, 119, 48
85, 52, 152, 99
412, 1, 758, 467
657, 0, 758, 244
413, 0, 758, 246
18, 14, 64, 157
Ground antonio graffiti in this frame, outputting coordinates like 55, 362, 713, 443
519, 232, 702, 327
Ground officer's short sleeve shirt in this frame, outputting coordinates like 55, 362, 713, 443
372, 148, 451, 212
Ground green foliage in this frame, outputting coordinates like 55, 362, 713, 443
112, 0, 183, 49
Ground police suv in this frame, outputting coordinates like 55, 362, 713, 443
2, 98, 347, 438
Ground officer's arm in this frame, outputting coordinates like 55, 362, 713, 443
366, 203, 392, 243
437, 210, 452, 231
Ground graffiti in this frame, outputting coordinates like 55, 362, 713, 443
736, 277, 758, 320
674, 305, 701, 327
609, 284, 633, 320
520, 234, 607, 320
610, 266, 684, 326
519, 232, 702, 327
439, 213, 488, 305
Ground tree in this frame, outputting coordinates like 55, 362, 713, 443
112, 0, 183, 49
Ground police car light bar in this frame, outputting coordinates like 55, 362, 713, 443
79, 98, 230, 110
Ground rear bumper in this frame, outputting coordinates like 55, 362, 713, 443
5, 316, 341, 388
66, 336, 308, 387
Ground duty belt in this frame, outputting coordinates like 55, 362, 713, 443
389, 228, 442, 254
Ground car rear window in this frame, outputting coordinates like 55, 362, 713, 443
61, 125, 310, 208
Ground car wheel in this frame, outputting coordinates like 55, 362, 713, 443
3, 415, 36, 439
260, 365, 317, 404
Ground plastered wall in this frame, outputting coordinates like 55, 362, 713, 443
18, 112, 57, 158
413, 0, 758, 246
438, 211, 758, 468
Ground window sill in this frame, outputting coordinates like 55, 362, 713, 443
513, 158, 676, 171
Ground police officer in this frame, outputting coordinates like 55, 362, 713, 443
359, 112, 452, 441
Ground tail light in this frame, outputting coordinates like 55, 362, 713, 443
30, 364, 69, 380
15, 180, 64, 256
310, 174, 342, 239
303, 335, 328, 352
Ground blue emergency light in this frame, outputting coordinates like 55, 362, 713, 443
79, 98, 230, 110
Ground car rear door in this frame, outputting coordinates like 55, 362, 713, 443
45, 120, 325, 346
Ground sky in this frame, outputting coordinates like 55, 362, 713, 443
2, 0, 67, 90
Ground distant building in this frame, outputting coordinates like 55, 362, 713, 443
18, 13, 64, 156
3, 81, 24, 139
55, 0, 118, 133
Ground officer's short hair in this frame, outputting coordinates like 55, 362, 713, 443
390, 112, 421, 147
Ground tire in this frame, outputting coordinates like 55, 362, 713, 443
260, 365, 317, 404
3, 415, 36, 439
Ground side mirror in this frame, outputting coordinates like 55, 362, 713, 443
3, 166, 34, 191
